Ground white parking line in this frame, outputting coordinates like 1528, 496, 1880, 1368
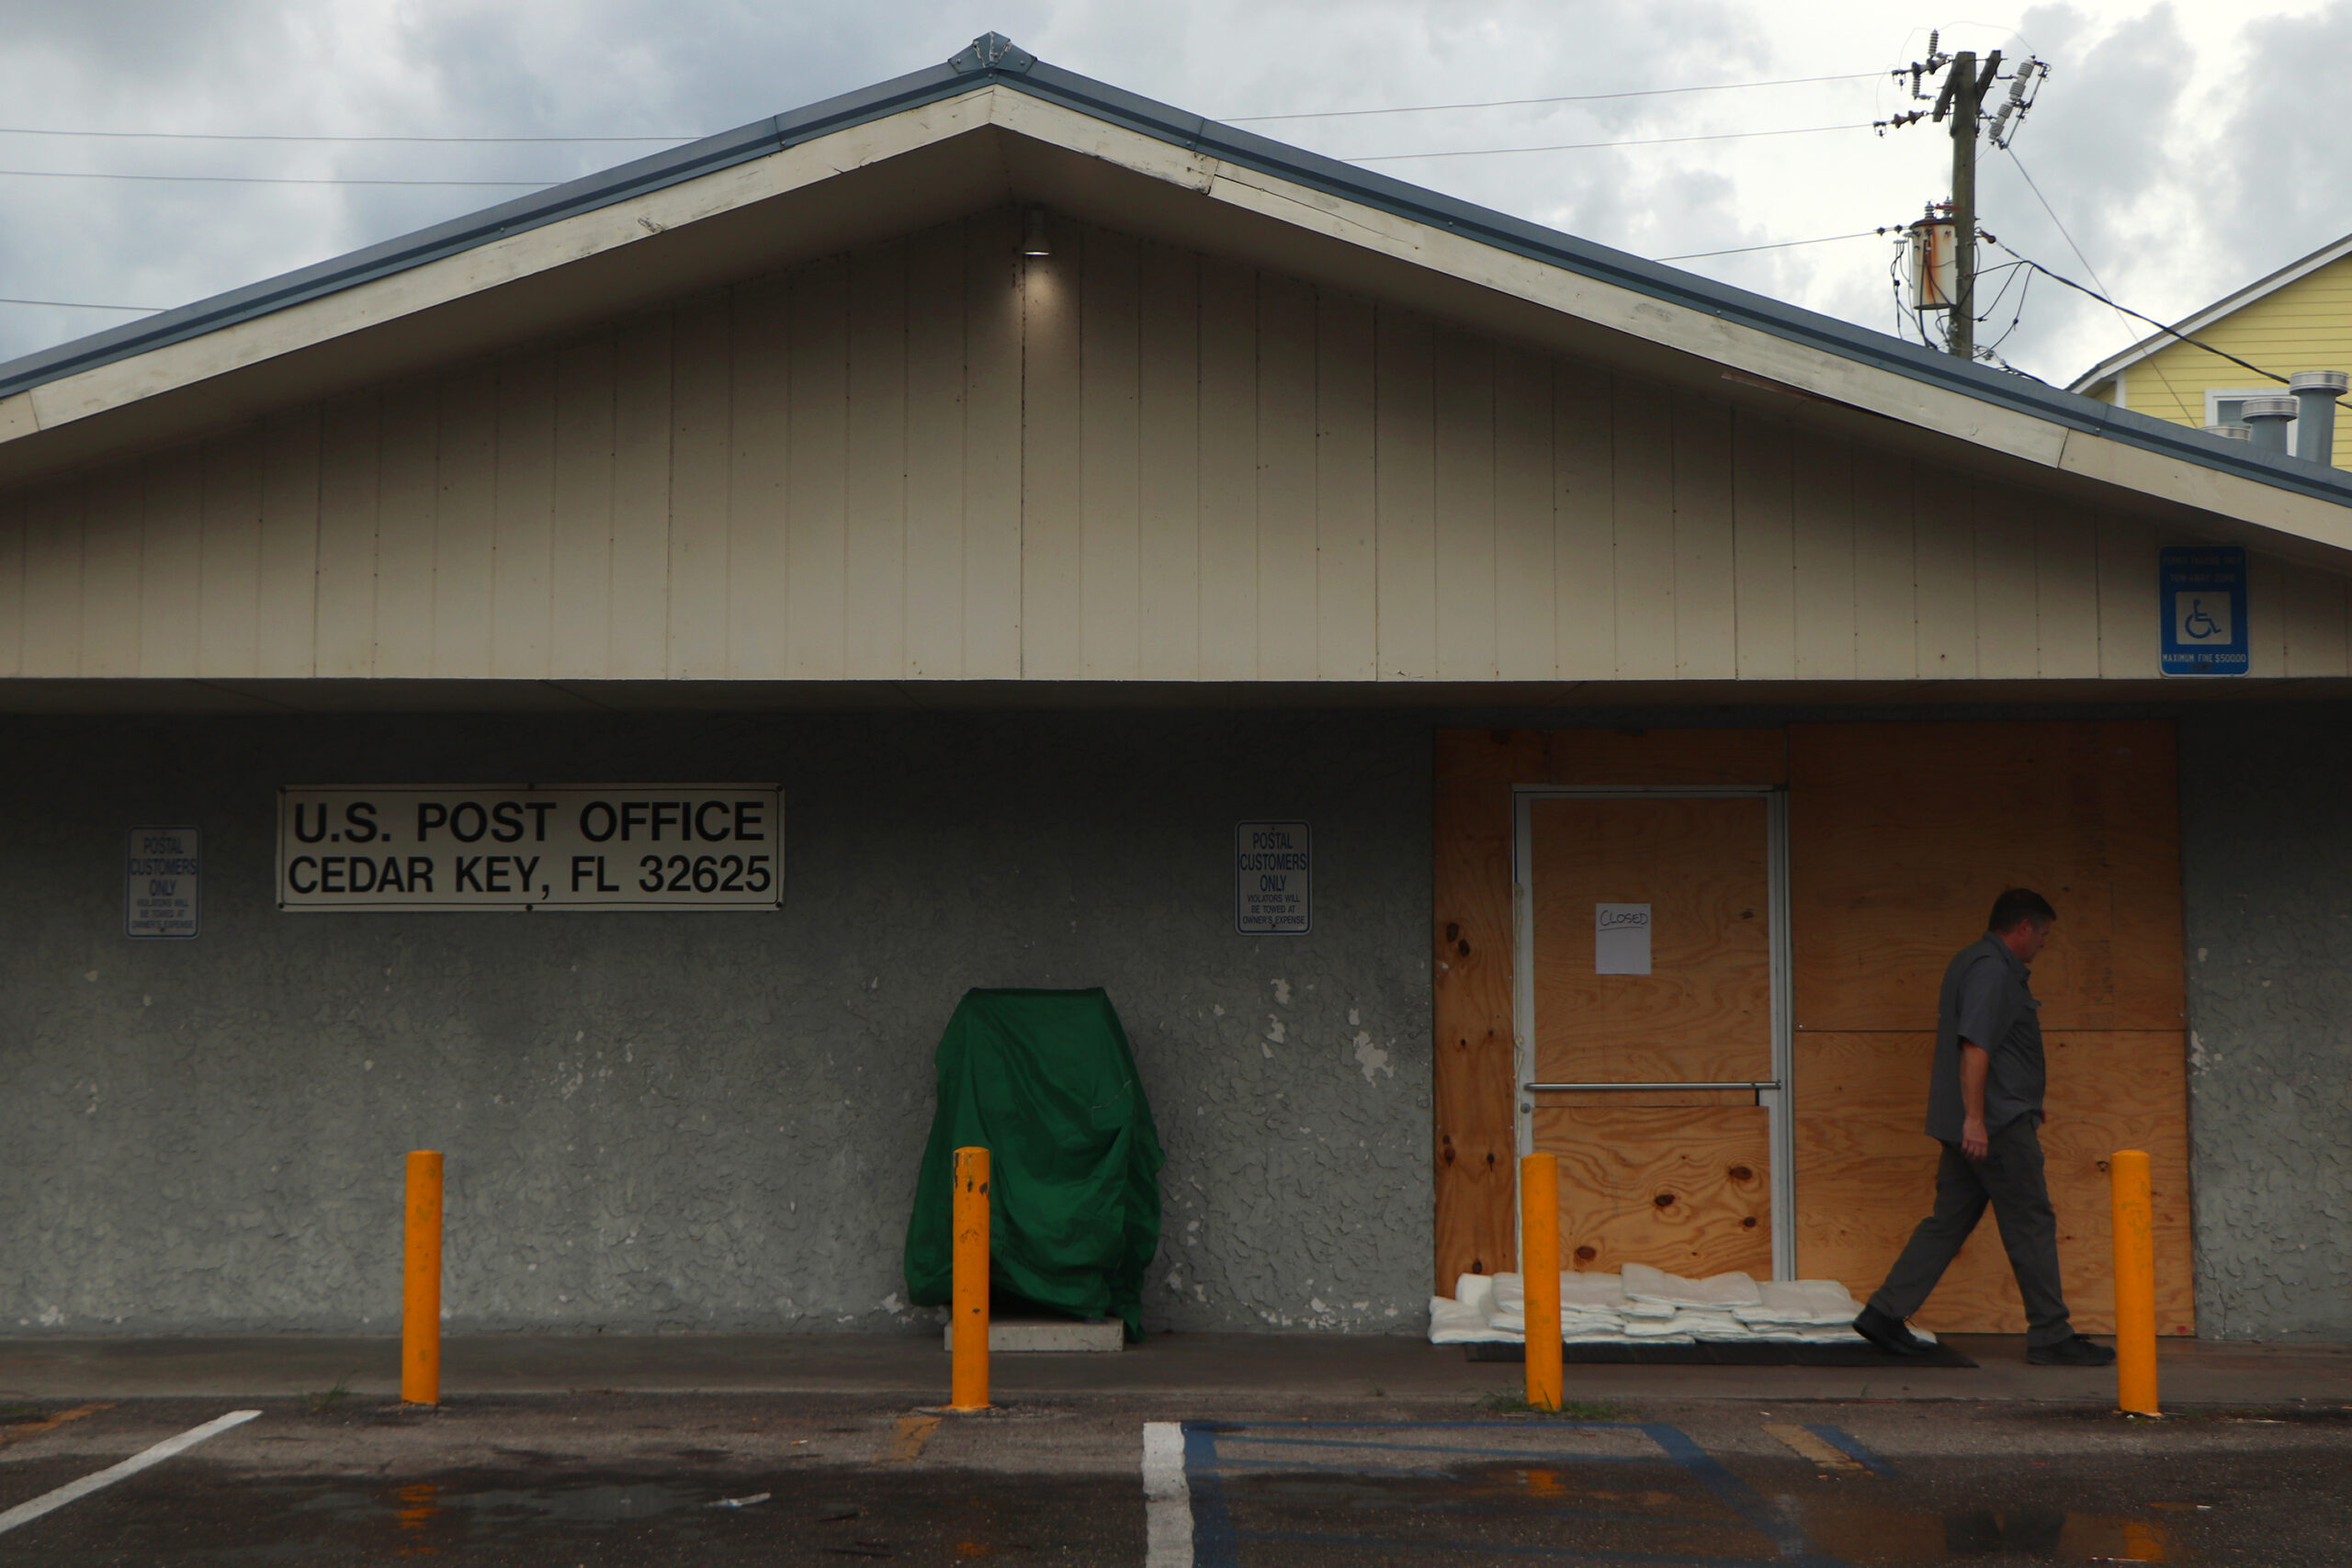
0, 1409, 261, 1537
1142, 1421, 1192, 1567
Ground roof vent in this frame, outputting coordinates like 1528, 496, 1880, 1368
2203, 423, 2253, 441
2240, 396, 2299, 455
2289, 369, 2348, 467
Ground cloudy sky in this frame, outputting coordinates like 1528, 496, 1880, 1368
1, 0, 2346, 389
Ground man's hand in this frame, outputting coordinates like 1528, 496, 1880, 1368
1958, 1040, 1991, 1161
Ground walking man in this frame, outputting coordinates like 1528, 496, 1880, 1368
1852, 889, 2117, 1367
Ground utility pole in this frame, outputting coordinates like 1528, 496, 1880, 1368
1881, 39, 2042, 361
1937, 49, 1997, 360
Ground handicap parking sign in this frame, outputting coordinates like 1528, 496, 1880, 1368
2159, 545, 2248, 675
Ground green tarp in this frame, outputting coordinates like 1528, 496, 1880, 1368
903, 987, 1166, 1339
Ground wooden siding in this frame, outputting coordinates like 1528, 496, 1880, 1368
2105, 253, 2352, 468
1, 210, 2347, 683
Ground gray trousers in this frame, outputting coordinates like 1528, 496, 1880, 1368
1866, 1115, 2075, 1348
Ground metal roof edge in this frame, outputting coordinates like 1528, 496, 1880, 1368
2066, 228, 2352, 393
997, 58, 2352, 511
0, 57, 981, 402
5, 36, 2350, 513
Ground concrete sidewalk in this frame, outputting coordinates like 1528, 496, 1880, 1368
5, 1330, 2349, 1405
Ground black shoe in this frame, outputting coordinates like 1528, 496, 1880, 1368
2027, 1335, 2117, 1367
1852, 1305, 1934, 1358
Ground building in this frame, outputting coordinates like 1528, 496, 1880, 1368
5, 37, 2349, 1344
2072, 229, 2352, 466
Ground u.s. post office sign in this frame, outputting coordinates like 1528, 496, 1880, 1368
278, 786, 783, 911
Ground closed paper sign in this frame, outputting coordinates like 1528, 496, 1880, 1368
1595, 903, 1652, 975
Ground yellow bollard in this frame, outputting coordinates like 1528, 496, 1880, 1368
950, 1146, 991, 1412
2109, 1148, 2158, 1416
1519, 1153, 1562, 1412
401, 1150, 444, 1406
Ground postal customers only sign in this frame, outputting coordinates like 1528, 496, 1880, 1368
1236, 821, 1310, 934
278, 786, 783, 911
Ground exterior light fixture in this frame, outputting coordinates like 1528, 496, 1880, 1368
1021, 207, 1051, 257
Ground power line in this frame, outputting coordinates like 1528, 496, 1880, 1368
0, 168, 552, 187
0, 127, 692, 145
1658, 230, 1884, 262
1348, 121, 1872, 163
1999, 144, 2199, 412
0, 295, 162, 311
1222, 71, 1883, 123
1980, 232, 2345, 404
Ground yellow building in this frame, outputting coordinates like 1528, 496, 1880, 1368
2071, 232, 2352, 465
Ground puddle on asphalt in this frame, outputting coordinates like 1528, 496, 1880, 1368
1230, 1463, 2189, 1565
1795, 1498, 2186, 1563
285, 1480, 706, 1535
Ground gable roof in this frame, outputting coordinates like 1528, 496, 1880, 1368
2068, 229, 2352, 395
4, 33, 2350, 554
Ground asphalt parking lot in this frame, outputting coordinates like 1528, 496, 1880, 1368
6, 1387, 2352, 1565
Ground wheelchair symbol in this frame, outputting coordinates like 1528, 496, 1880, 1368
2182, 598, 2222, 639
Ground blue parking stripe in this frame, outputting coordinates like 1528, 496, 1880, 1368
1640, 1425, 1846, 1567
1182, 1421, 1238, 1568
1803, 1425, 1898, 1477
1221, 1433, 1653, 1462
1185, 1419, 1849, 1568
1235, 1529, 1796, 1565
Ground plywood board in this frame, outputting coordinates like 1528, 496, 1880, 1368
491, 354, 556, 679
1533, 1107, 1772, 1279
80, 468, 141, 677
1610, 378, 1674, 679
1194, 256, 1257, 681
1550, 361, 1613, 680
664, 294, 733, 681
548, 340, 615, 680
0, 491, 21, 677
1793, 1031, 2192, 1335
1530, 795, 1773, 1086
1315, 290, 1377, 681
1432, 779, 1517, 1288
198, 431, 264, 678
1136, 240, 1201, 681
18, 481, 82, 676
1254, 271, 1317, 681
1490, 343, 1554, 681
1849, 445, 1915, 680
139, 446, 204, 678
1430, 324, 1496, 682
1789, 428, 1855, 681
254, 407, 321, 680
371, 382, 438, 679
1789, 720, 2184, 1032
961, 207, 1023, 680
431, 370, 498, 679
843, 238, 907, 681
1435, 727, 1787, 787
899, 225, 966, 682
606, 316, 672, 680
1372, 308, 1435, 680
1670, 394, 1736, 679
1079, 225, 1142, 680
784, 258, 847, 679
727, 276, 792, 681
1731, 411, 1794, 681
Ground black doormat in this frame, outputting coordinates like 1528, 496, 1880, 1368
1465, 1339, 1977, 1368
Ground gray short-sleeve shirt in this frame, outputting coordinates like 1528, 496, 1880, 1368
1924, 932, 2046, 1142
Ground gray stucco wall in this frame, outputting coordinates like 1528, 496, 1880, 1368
2180, 703, 2352, 1341
10, 697, 2348, 1342
0, 711, 1433, 1336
